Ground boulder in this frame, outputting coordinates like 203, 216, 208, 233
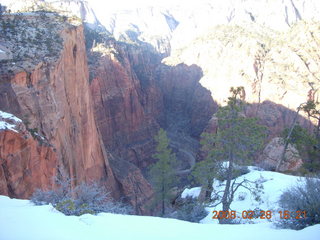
259, 137, 303, 172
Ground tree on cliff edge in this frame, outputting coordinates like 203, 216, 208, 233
149, 128, 177, 216
193, 87, 267, 223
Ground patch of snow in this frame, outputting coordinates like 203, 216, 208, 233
222, 161, 229, 168
0, 110, 22, 123
0, 121, 18, 132
181, 187, 201, 199
33, 132, 45, 141
0, 110, 22, 133
0, 195, 319, 240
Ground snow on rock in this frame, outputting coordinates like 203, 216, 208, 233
181, 187, 201, 199
0, 110, 22, 133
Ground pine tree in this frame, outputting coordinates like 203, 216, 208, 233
191, 134, 221, 202
193, 87, 267, 223
149, 128, 177, 216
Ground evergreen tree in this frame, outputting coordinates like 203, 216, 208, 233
281, 124, 320, 172
302, 100, 320, 148
192, 134, 222, 202
193, 87, 267, 223
149, 128, 177, 216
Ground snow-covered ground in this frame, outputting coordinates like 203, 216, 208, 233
0, 167, 319, 240
0, 195, 319, 240
182, 166, 316, 224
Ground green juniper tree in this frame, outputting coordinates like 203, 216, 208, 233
302, 100, 320, 148
149, 128, 177, 216
277, 100, 320, 173
193, 87, 267, 223
192, 134, 222, 202
281, 124, 320, 172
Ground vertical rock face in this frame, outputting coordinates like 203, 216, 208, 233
90, 40, 216, 159
3, 0, 319, 213
0, 120, 57, 198
0, 15, 118, 199
89, 40, 215, 167
90, 43, 162, 169
89, 43, 158, 213
157, 63, 217, 137
88, 39, 215, 202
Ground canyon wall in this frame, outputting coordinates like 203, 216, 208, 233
165, 21, 320, 137
0, 114, 57, 197
0, 13, 155, 214
88, 39, 215, 177
0, 14, 119, 200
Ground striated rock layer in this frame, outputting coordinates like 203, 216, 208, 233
0, 15, 119, 202
0, 13, 154, 214
0, 119, 57, 198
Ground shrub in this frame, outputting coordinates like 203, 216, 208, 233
31, 189, 58, 205
176, 197, 208, 223
276, 176, 320, 229
237, 192, 247, 201
31, 178, 132, 216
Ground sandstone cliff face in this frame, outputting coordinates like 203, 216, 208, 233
90, 42, 162, 169
88, 40, 215, 176
0, 14, 118, 199
0, 113, 57, 198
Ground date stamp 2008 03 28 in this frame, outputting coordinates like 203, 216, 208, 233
212, 210, 307, 220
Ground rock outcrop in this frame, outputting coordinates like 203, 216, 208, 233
258, 137, 303, 172
0, 112, 57, 197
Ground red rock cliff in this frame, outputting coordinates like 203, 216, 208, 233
0, 15, 118, 199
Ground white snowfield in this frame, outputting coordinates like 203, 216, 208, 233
0, 195, 319, 240
0, 167, 319, 240
0, 110, 22, 133
182, 166, 312, 224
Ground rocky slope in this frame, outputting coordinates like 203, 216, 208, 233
166, 21, 320, 136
